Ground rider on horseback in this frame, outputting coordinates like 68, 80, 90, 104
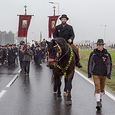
53, 14, 82, 68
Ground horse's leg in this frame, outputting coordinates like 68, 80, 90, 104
57, 77, 62, 100
63, 77, 68, 97
66, 76, 73, 105
53, 75, 57, 92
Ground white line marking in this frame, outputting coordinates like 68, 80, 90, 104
0, 90, 6, 98
75, 70, 94, 85
6, 75, 18, 88
18, 69, 21, 73
75, 69, 115, 101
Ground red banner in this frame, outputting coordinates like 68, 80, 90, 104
48, 16, 59, 38
18, 15, 32, 37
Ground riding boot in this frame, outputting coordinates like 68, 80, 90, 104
72, 47, 82, 68
71, 44, 82, 68
76, 62, 82, 68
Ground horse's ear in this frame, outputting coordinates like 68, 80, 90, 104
52, 39, 58, 46
46, 40, 49, 45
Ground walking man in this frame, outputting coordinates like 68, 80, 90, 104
53, 14, 82, 68
88, 39, 112, 110
23, 45, 33, 76
19, 42, 25, 71
7, 45, 14, 67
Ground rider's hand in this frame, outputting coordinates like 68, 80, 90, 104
68, 39, 72, 43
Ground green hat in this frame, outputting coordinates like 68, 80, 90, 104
96, 39, 105, 45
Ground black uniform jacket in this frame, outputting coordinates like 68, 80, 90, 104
88, 48, 112, 79
8, 48, 15, 61
0, 48, 3, 57
53, 24, 75, 44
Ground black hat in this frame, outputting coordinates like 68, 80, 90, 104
59, 14, 69, 20
96, 39, 105, 45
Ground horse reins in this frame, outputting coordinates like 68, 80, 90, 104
56, 46, 69, 62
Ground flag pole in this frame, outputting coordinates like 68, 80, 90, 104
24, 5, 34, 44
24, 5, 27, 44
17, 5, 34, 45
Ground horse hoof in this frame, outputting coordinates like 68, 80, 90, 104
57, 96, 62, 101
66, 101, 72, 106
63, 92, 68, 97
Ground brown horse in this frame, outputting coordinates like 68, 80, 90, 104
46, 38, 76, 105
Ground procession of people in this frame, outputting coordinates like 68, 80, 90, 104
0, 39, 47, 75
0, 14, 113, 111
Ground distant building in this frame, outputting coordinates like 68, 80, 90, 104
0, 31, 14, 45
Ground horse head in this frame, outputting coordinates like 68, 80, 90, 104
46, 38, 67, 69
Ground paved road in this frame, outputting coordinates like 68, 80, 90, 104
0, 62, 115, 115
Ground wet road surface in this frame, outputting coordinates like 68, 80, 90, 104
0, 62, 115, 115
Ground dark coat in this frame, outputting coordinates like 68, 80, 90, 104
88, 48, 112, 79
53, 24, 75, 44
31, 46, 35, 56
0, 48, 3, 63
19, 47, 24, 61
7, 48, 15, 62
3, 49, 6, 59
0, 48, 3, 57
13, 47, 18, 58
35, 49, 42, 65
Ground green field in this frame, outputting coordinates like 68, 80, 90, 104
77, 50, 115, 93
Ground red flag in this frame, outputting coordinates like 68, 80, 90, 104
48, 16, 59, 38
18, 15, 32, 37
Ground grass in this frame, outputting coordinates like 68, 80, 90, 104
77, 50, 115, 93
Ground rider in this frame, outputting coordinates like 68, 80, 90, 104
53, 14, 82, 68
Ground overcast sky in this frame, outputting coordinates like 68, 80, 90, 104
0, 0, 115, 43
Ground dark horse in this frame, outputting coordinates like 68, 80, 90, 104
46, 38, 76, 105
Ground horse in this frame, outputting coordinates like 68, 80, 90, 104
46, 38, 76, 105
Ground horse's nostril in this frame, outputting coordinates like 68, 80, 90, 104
50, 65, 54, 69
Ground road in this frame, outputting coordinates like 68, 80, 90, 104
0, 61, 115, 115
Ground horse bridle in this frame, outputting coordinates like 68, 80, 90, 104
54, 41, 69, 62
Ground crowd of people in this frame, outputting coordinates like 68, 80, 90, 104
76, 44, 93, 50
109, 44, 115, 49
0, 39, 47, 75
0, 44, 18, 66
